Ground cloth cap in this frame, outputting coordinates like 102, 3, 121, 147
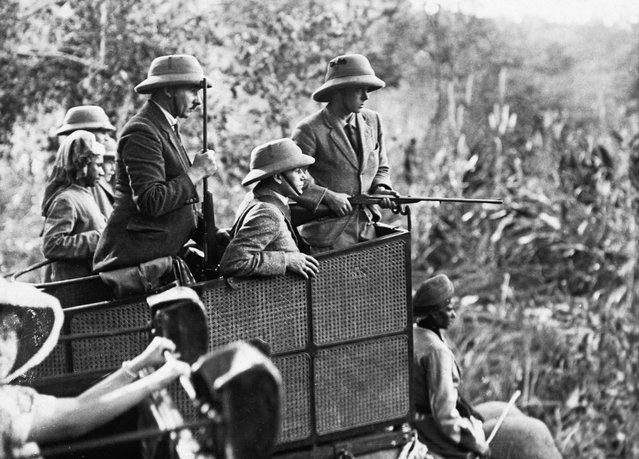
242, 138, 315, 186
135, 54, 211, 94
0, 278, 64, 383
55, 105, 116, 136
312, 54, 385, 102
412, 274, 454, 316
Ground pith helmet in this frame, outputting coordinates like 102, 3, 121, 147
135, 54, 212, 94
413, 274, 454, 316
312, 54, 385, 103
55, 105, 116, 136
242, 138, 315, 187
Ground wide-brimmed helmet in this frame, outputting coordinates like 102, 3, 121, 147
135, 54, 212, 94
242, 138, 315, 187
312, 54, 385, 103
55, 105, 116, 136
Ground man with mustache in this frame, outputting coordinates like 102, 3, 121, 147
292, 53, 397, 253
93, 54, 217, 273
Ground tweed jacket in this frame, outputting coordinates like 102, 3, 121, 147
291, 107, 392, 251
413, 325, 486, 458
42, 184, 106, 281
220, 187, 301, 278
93, 101, 199, 272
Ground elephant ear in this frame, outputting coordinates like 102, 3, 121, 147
484, 416, 562, 459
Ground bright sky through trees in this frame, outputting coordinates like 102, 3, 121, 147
420, 0, 639, 26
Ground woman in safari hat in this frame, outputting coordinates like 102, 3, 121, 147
219, 138, 319, 279
41, 130, 107, 282
0, 277, 189, 458
93, 54, 218, 273
291, 53, 398, 253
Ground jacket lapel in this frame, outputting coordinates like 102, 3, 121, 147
146, 102, 191, 170
323, 109, 360, 169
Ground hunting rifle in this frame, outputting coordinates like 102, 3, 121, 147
290, 193, 503, 227
201, 76, 220, 280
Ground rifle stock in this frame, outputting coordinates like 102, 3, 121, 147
201, 77, 219, 279
290, 194, 502, 227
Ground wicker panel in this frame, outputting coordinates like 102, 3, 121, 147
200, 276, 307, 354
172, 353, 312, 445
41, 277, 112, 308
312, 240, 408, 346
314, 336, 410, 435
70, 301, 151, 371
273, 354, 312, 443
22, 344, 67, 381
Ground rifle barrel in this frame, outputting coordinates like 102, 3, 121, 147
349, 195, 502, 205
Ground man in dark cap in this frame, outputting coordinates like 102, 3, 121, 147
412, 274, 491, 459
55, 105, 118, 218
412, 275, 563, 459
292, 53, 398, 253
220, 138, 319, 278
93, 54, 218, 273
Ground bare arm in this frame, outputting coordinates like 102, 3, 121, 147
28, 337, 189, 443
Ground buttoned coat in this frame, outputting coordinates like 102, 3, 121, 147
42, 185, 106, 281
93, 101, 199, 272
291, 107, 392, 251
220, 187, 301, 278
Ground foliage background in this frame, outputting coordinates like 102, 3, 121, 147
2, 0, 639, 457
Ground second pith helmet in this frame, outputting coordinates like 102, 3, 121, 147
55, 105, 116, 136
312, 54, 385, 103
242, 138, 315, 187
135, 54, 212, 94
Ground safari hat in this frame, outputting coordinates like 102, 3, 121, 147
135, 54, 211, 94
55, 105, 116, 136
312, 54, 385, 103
0, 278, 64, 383
242, 138, 315, 187
413, 274, 454, 317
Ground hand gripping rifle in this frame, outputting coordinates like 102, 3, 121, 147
290, 193, 503, 227
201, 76, 220, 280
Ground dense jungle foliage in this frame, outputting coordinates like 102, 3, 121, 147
2, 1, 639, 457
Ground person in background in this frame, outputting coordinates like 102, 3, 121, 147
55, 105, 118, 219
41, 130, 106, 282
412, 274, 491, 459
291, 53, 398, 253
412, 274, 563, 459
93, 54, 218, 273
220, 138, 319, 279
0, 277, 189, 458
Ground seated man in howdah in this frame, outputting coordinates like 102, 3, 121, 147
220, 138, 319, 279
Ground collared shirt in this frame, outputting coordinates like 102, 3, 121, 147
150, 100, 178, 128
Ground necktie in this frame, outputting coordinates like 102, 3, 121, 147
345, 123, 361, 161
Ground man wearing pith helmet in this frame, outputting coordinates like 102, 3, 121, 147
93, 54, 218, 273
219, 138, 319, 279
412, 274, 491, 459
291, 53, 397, 253
56, 105, 118, 218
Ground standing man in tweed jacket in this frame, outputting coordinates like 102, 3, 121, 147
291, 53, 397, 253
93, 54, 217, 272
220, 138, 319, 279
